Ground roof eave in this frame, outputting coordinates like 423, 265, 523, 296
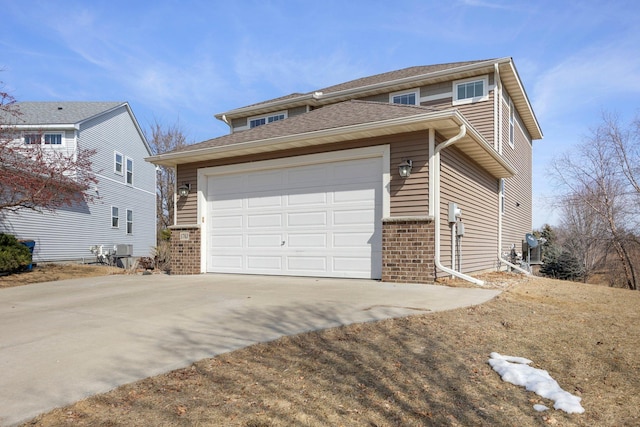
147, 110, 515, 178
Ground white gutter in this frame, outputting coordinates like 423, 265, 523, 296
429, 127, 485, 286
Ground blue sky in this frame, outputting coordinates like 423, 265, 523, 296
2, 0, 639, 228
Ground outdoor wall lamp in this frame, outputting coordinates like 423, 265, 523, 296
177, 183, 191, 198
398, 159, 413, 178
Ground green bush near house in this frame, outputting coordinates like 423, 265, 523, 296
0, 233, 32, 273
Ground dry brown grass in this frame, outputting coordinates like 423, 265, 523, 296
0, 263, 123, 288
19, 274, 640, 427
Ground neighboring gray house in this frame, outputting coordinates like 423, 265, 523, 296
149, 58, 542, 285
1, 102, 156, 263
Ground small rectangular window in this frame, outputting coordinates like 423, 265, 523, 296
44, 133, 62, 144
453, 76, 489, 105
249, 111, 287, 128
126, 209, 133, 234
391, 92, 417, 105
114, 152, 123, 175
24, 133, 41, 144
126, 157, 133, 185
111, 206, 119, 228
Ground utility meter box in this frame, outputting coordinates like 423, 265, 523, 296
448, 202, 462, 223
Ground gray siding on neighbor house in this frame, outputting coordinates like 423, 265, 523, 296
438, 144, 499, 276
1, 105, 156, 262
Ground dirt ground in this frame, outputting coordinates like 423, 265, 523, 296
11, 271, 640, 426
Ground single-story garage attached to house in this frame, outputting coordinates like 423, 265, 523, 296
147, 58, 542, 285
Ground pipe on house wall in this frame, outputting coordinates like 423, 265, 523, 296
429, 127, 485, 287
493, 63, 531, 277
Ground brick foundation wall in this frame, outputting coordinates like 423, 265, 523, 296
169, 226, 201, 275
382, 217, 435, 284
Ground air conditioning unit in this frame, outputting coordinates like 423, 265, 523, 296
114, 244, 133, 257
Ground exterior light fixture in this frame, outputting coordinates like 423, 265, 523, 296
398, 159, 413, 178
177, 183, 191, 198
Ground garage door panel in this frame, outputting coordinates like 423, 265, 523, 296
333, 209, 375, 225
287, 192, 326, 206
247, 256, 282, 270
287, 166, 327, 188
333, 232, 373, 247
211, 235, 243, 247
287, 211, 327, 227
247, 194, 282, 208
211, 255, 243, 269
248, 234, 283, 248
287, 256, 327, 271
288, 233, 326, 248
207, 155, 382, 278
248, 214, 282, 228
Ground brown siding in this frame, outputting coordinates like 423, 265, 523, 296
439, 144, 499, 276
455, 90, 495, 145
389, 131, 429, 216
175, 164, 199, 224
231, 117, 246, 129
501, 107, 533, 256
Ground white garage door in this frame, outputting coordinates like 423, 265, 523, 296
206, 156, 382, 279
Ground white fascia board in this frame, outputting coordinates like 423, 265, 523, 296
11, 124, 79, 130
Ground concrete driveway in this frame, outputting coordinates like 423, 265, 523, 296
0, 273, 500, 426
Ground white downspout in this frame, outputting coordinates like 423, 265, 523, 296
494, 64, 531, 276
430, 127, 485, 286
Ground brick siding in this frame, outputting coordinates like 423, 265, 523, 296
382, 218, 435, 283
169, 226, 201, 275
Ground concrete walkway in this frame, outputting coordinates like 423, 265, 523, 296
0, 273, 500, 426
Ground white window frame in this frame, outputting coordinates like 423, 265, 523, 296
389, 90, 418, 105
125, 157, 133, 185
111, 206, 119, 228
508, 99, 515, 148
248, 111, 287, 129
23, 132, 64, 145
126, 209, 133, 235
453, 75, 489, 106
114, 152, 123, 175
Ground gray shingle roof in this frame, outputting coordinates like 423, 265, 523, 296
235, 59, 494, 111
8, 102, 124, 125
174, 100, 439, 153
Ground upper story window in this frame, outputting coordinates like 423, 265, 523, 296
126, 157, 133, 185
453, 76, 489, 105
24, 133, 63, 145
249, 111, 287, 129
114, 152, 123, 175
390, 91, 418, 105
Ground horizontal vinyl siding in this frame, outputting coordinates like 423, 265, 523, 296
176, 164, 199, 224
439, 145, 499, 277
389, 131, 429, 216
501, 108, 533, 255
455, 90, 495, 145
1, 106, 156, 262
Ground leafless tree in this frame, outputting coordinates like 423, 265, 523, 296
145, 119, 188, 240
552, 112, 639, 290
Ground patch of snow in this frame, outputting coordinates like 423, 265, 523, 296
533, 404, 549, 412
488, 352, 585, 414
